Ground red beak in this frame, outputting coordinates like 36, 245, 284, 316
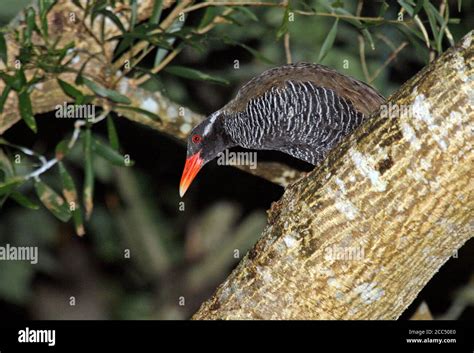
179, 151, 204, 197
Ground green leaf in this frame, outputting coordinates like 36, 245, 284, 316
18, 90, 37, 133
0, 71, 25, 91
24, 7, 37, 46
413, 0, 424, 15
154, 20, 185, 66
320, 2, 360, 28
398, 0, 414, 17
59, 162, 77, 203
0, 85, 11, 113
59, 162, 85, 236
150, 0, 164, 24
115, 105, 162, 122
130, 0, 138, 29
423, 2, 440, 52
199, 7, 218, 28
92, 137, 133, 166
113, 36, 134, 58
83, 128, 94, 219
34, 180, 71, 222
99, 9, 126, 32
57, 78, 84, 102
436, 4, 450, 49
0, 149, 16, 203
10, 191, 40, 210
39, 0, 56, 38
75, 56, 93, 85
276, 5, 290, 40
0, 177, 23, 196
0, 32, 7, 64
106, 116, 120, 151
164, 65, 229, 85
0, 148, 14, 178
55, 139, 71, 160
233, 6, 258, 21
378, 2, 389, 18
89, 0, 108, 27
318, 19, 339, 62
362, 28, 375, 51
82, 77, 131, 104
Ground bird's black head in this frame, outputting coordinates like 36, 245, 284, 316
179, 111, 234, 197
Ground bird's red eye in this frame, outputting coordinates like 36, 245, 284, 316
192, 134, 202, 144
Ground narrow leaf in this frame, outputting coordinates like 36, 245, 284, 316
423, 2, 440, 52
18, 91, 37, 133
106, 116, 120, 150
57, 78, 84, 101
130, 0, 138, 29
276, 5, 290, 40
0, 85, 11, 113
34, 180, 71, 222
92, 137, 133, 166
413, 0, 424, 15
55, 139, 71, 160
150, 0, 163, 24
59, 162, 84, 236
318, 19, 339, 62
164, 65, 229, 85
24, 7, 37, 46
0, 72, 23, 91
0, 32, 7, 64
10, 191, 39, 210
362, 28, 375, 51
0, 148, 14, 178
0, 177, 23, 196
378, 2, 389, 18
59, 162, 78, 205
83, 77, 130, 104
199, 7, 218, 28
154, 19, 185, 66
99, 9, 125, 32
398, 0, 414, 16
115, 105, 162, 122
75, 56, 93, 85
234, 6, 258, 21
38, 0, 55, 38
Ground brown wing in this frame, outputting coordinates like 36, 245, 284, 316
223, 62, 385, 116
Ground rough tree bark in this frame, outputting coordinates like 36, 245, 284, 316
193, 32, 473, 319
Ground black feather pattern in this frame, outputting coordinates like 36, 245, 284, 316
223, 80, 366, 165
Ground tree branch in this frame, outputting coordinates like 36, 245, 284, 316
0, 0, 301, 187
192, 32, 474, 319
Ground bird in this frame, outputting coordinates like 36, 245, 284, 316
179, 62, 385, 197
